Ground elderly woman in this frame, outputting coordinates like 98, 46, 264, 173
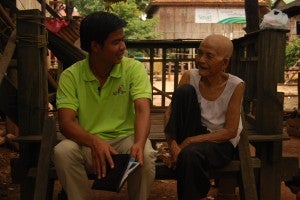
164, 34, 245, 200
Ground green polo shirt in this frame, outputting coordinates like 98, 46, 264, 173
56, 57, 152, 140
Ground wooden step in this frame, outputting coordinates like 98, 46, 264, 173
155, 157, 261, 180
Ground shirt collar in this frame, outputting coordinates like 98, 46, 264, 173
83, 57, 122, 81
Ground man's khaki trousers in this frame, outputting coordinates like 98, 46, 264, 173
53, 135, 156, 200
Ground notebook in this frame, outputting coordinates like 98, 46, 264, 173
91, 154, 140, 192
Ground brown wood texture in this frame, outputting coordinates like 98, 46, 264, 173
56, 20, 81, 44
16, 9, 48, 200
156, 6, 246, 40
0, 4, 15, 28
149, 112, 165, 140
229, 29, 298, 200
298, 72, 300, 109
0, 77, 18, 123
231, 29, 288, 133
256, 30, 286, 133
244, 0, 259, 33
47, 30, 86, 69
238, 130, 258, 200
17, 9, 48, 135
33, 117, 57, 200
0, 29, 16, 85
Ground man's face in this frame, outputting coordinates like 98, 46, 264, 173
195, 40, 227, 77
94, 28, 126, 66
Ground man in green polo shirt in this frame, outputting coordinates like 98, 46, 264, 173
54, 11, 156, 200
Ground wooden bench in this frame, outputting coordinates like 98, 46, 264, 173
150, 111, 260, 200
15, 111, 260, 200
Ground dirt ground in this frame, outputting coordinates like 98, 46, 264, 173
0, 129, 299, 200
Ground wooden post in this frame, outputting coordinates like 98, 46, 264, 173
16, 9, 48, 200
166, 62, 172, 81
244, 0, 260, 33
298, 71, 300, 110
33, 117, 56, 200
0, 29, 16, 85
256, 29, 287, 133
255, 29, 287, 200
65, 0, 74, 21
17, 9, 48, 136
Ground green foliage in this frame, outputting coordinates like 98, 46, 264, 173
70, 0, 105, 15
134, 0, 150, 11
126, 48, 150, 58
69, 0, 159, 40
111, 1, 160, 40
285, 38, 300, 68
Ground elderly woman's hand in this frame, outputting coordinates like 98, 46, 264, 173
179, 137, 193, 149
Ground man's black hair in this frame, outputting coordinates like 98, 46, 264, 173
80, 11, 127, 52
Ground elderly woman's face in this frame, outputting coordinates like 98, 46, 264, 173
195, 39, 227, 77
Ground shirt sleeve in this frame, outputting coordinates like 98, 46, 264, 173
129, 61, 152, 101
56, 69, 79, 111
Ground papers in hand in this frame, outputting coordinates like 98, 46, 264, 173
91, 154, 140, 192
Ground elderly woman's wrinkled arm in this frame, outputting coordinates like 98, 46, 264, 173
179, 82, 245, 149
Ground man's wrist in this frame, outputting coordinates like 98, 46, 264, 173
87, 134, 101, 148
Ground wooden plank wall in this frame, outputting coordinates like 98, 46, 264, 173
156, 6, 246, 40
288, 15, 300, 40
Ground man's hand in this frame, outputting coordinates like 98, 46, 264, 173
89, 135, 118, 179
130, 143, 145, 165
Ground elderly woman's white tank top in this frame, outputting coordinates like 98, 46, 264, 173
189, 69, 243, 147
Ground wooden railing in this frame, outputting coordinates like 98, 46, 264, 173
230, 29, 288, 133
126, 40, 200, 111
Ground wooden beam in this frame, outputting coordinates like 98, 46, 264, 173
36, 0, 62, 19
47, 71, 58, 91
0, 4, 16, 28
245, 0, 260, 33
0, 77, 18, 123
33, 117, 56, 200
0, 29, 16, 85
298, 72, 300, 110
0, 0, 18, 13
238, 131, 258, 200
17, 9, 48, 135
16, 9, 48, 200
47, 31, 86, 69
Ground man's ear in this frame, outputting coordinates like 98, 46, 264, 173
90, 41, 100, 52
